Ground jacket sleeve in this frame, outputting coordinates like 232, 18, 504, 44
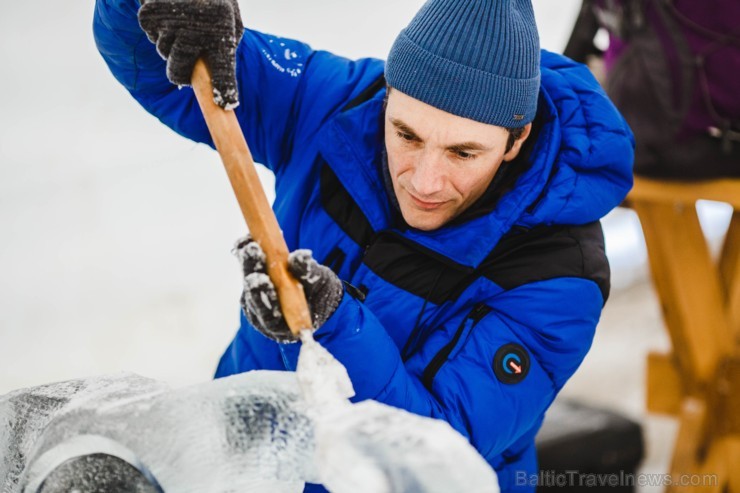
93, 0, 383, 174
313, 276, 601, 459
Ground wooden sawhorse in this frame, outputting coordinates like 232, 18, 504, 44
628, 176, 740, 492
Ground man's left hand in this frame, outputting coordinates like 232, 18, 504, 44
234, 236, 344, 343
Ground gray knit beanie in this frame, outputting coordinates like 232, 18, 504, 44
386, 0, 541, 128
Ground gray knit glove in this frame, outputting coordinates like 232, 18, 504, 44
138, 0, 243, 109
234, 236, 344, 343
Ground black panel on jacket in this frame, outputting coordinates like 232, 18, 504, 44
362, 232, 474, 305
479, 222, 611, 303
319, 164, 610, 305
320, 164, 374, 246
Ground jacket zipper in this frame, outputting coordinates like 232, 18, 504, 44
421, 303, 491, 391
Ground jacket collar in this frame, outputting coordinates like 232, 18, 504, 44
317, 90, 561, 268
316, 51, 634, 268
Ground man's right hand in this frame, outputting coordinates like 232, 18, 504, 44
138, 0, 244, 109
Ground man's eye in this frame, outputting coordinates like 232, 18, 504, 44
455, 150, 475, 160
396, 131, 416, 142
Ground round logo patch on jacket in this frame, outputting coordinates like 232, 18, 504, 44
493, 344, 530, 384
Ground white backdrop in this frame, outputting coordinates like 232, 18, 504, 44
1, 0, 603, 394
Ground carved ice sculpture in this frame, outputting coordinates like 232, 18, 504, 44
1, 335, 499, 493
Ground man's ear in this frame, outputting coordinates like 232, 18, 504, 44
502, 123, 533, 162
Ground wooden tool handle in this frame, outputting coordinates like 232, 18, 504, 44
191, 59, 313, 335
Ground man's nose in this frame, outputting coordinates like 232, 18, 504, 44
410, 152, 445, 197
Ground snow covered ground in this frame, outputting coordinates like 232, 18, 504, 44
1, 1, 735, 491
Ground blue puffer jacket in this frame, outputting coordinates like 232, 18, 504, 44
94, 1, 634, 490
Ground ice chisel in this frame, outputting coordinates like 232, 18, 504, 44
190, 59, 313, 336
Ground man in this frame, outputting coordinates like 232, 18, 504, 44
94, 0, 634, 491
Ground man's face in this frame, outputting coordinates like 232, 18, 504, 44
384, 89, 531, 231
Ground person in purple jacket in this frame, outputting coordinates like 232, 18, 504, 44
566, 0, 740, 178
94, 0, 634, 490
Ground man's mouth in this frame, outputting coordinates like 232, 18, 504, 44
407, 192, 446, 211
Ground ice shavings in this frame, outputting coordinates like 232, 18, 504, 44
297, 330, 355, 407
233, 237, 266, 272
243, 272, 283, 320
260, 289, 273, 310
212, 87, 239, 111
296, 330, 500, 493
291, 249, 322, 285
